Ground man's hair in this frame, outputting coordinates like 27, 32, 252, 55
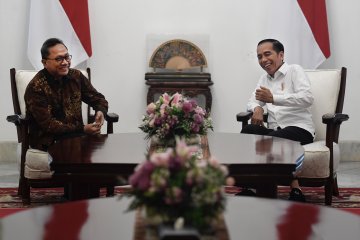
257, 39, 284, 53
41, 38, 68, 59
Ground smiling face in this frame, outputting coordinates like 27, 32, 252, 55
41, 43, 70, 79
257, 42, 284, 77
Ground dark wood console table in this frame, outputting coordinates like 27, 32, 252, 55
145, 72, 213, 112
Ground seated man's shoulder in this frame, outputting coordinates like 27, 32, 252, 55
289, 64, 305, 71
27, 70, 47, 88
67, 68, 87, 80
68, 68, 80, 76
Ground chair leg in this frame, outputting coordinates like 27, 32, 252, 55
21, 179, 31, 205
17, 176, 24, 196
332, 176, 340, 196
106, 185, 115, 197
325, 180, 333, 206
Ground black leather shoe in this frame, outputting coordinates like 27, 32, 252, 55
235, 188, 256, 196
288, 188, 306, 202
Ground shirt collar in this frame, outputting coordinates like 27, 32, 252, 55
42, 68, 70, 85
267, 62, 289, 80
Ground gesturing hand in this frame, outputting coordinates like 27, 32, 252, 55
255, 86, 274, 103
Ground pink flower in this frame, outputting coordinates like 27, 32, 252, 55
194, 106, 205, 115
171, 92, 183, 108
168, 156, 183, 171
160, 104, 167, 117
193, 113, 204, 124
208, 156, 220, 168
148, 115, 155, 127
154, 116, 162, 126
182, 101, 193, 114
150, 148, 173, 167
129, 161, 154, 191
191, 123, 200, 133
189, 99, 197, 108
161, 93, 170, 105
175, 139, 199, 161
146, 103, 156, 114
197, 160, 208, 168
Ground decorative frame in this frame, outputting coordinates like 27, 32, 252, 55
149, 39, 207, 71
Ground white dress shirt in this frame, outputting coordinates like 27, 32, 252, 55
247, 62, 315, 137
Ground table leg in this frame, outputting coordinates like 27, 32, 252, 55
67, 183, 100, 200
256, 184, 278, 198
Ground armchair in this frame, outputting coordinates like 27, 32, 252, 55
7, 68, 119, 204
236, 67, 349, 205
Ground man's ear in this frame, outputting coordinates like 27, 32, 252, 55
41, 59, 46, 66
279, 51, 284, 61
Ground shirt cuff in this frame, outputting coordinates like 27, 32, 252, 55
272, 94, 284, 105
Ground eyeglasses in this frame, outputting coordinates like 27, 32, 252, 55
45, 55, 72, 63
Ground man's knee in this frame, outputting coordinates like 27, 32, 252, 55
241, 124, 268, 135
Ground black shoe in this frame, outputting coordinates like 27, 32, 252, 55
288, 188, 306, 202
235, 188, 256, 196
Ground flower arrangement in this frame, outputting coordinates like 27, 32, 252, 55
139, 92, 213, 140
127, 138, 227, 230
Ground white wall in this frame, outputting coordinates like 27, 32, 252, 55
1, 0, 359, 143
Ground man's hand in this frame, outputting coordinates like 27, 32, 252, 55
251, 106, 264, 126
95, 111, 105, 127
84, 111, 105, 135
255, 86, 274, 103
84, 123, 101, 135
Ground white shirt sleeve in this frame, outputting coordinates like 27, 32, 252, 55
247, 76, 266, 112
273, 65, 314, 107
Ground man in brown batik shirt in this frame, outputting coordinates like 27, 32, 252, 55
25, 38, 108, 150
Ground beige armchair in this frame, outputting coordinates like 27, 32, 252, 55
236, 67, 349, 205
7, 68, 119, 204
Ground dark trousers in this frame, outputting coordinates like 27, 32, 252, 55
241, 124, 313, 145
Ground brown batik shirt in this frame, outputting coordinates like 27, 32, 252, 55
24, 68, 108, 150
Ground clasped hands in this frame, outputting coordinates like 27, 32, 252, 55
251, 86, 273, 126
84, 111, 105, 135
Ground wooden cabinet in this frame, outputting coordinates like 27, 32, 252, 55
145, 72, 213, 113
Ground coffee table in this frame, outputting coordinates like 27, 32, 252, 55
1, 196, 359, 240
47, 132, 304, 199
206, 133, 304, 197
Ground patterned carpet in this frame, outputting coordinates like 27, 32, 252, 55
225, 186, 360, 208
0, 186, 360, 209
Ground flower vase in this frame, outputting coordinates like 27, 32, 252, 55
184, 134, 201, 145
151, 134, 201, 148
151, 136, 176, 147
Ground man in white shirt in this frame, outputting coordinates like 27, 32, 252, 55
241, 39, 315, 202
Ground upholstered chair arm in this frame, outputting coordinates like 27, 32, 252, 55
236, 112, 252, 128
106, 112, 119, 123
236, 111, 253, 121
6, 114, 29, 144
6, 114, 28, 126
105, 112, 119, 134
236, 111, 268, 128
322, 113, 349, 125
88, 112, 119, 134
322, 113, 349, 149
